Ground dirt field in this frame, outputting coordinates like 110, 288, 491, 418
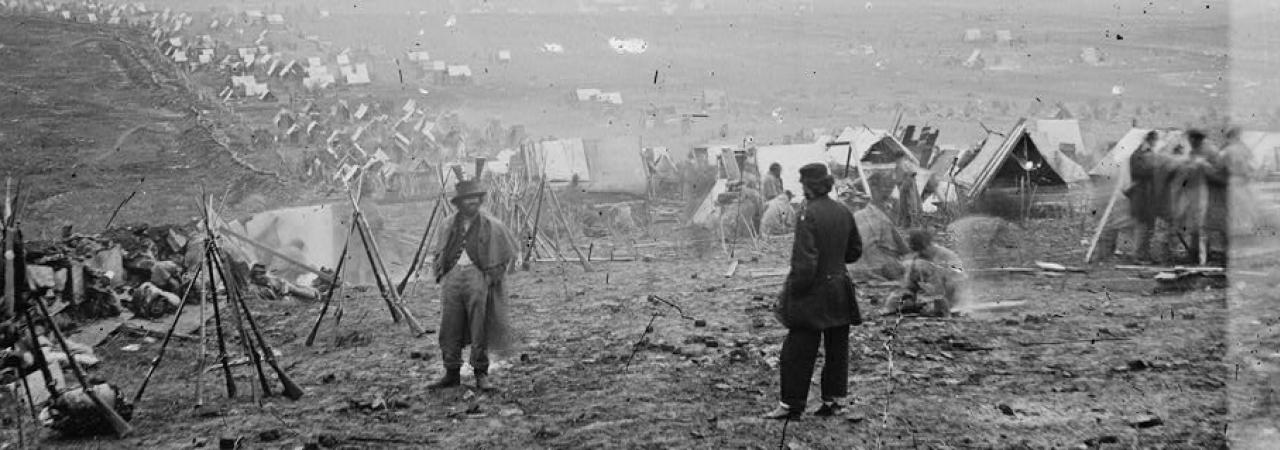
24, 220, 1237, 449
3, 1, 1279, 448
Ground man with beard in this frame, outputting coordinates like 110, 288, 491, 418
427, 175, 519, 391
764, 163, 863, 420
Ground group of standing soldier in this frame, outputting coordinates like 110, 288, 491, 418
1100, 127, 1255, 265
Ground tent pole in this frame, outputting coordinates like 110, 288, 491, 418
1084, 180, 1122, 264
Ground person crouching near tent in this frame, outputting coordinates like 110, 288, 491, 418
764, 163, 863, 420
760, 190, 797, 236
428, 176, 519, 391
879, 229, 966, 318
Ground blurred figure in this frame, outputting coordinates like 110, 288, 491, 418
248, 263, 319, 301
762, 162, 784, 200
1217, 127, 1263, 248
1125, 130, 1163, 262
846, 192, 909, 281
760, 191, 797, 236
719, 180, 765, 240
880, 229, 966, 318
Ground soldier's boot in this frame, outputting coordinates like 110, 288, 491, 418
474, 369, 494, 391
427, 369, 461, 390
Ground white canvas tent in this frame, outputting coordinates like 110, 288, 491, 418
446, 65, 472, 77
575, 88, 601, 102
597, 92, 623, 104
954, 119, 1090, 199
1032, 119, 1088, 163
691, 179, 729, 226
754, 143, 834, 203
345, 63, 371, 85
582, 136, 648, 195
527, 139, 591, 182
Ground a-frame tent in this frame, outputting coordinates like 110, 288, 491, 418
830, 127, 920, 169
1032, 119, 1089, 165
954, 118, 1089, 202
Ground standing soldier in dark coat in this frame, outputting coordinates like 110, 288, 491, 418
1125, 130, 1162, 262
765, 163, 863, 420
427, 174, 520, 391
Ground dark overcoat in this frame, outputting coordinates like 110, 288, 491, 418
776, 195, 863, 330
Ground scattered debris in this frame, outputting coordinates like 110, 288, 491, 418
997, 404, 1016, 416
258, 429, 283, 442
1127, 414, 1163, 428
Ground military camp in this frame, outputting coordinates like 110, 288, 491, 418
1, 0, 1278, 448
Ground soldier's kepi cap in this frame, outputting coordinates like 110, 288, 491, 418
798, 162, 830, 182
452, 179, 487, 203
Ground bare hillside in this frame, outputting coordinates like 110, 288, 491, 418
0, 15, 306, 233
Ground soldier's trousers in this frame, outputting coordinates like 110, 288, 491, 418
439, 265, 491, 372
780, 325, 850, 410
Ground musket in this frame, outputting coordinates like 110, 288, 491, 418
521, 177, 547, 270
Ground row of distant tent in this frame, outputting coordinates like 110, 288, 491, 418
274, 99, 441, 158
962, 28, 1018, 44
573, 89, 624, 105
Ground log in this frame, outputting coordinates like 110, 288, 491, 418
1114, 265, 1224, 272
749, 268, 790, 278
969, 267, 1038, 273
533, 257, 635, 263
1033, 261, 1088, 273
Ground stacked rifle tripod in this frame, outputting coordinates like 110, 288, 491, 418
131, 196, 306, 417
3, 178, 135, 439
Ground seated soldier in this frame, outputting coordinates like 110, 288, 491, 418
248, 263, 319, 301
880, 229, 967, 317
846, 191, 909, 281
759, 191, 796, 236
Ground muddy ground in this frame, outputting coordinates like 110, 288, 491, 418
12, 218, 1265, 449
2, 1, 1279, 448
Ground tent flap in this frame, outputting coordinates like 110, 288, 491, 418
584, 135, 648, 194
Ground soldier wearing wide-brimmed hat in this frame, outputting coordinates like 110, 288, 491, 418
428, 163, 519, 391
